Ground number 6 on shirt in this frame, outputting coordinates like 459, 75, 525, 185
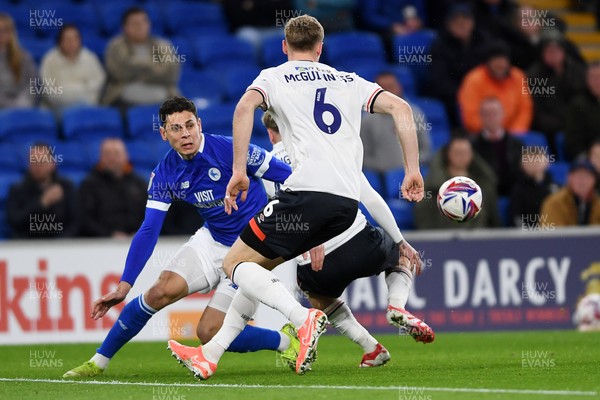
313, 88, 342, 135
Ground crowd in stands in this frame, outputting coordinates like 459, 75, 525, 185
1, 0, 600, 239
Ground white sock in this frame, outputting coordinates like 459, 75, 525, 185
326, 301, 378, 354
233, 262, 309, 327
203, 288, 258, 363
90, 353, 110, 370
277, 332, 291, 352
386, 269, 412, 309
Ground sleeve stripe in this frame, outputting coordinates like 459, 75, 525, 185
247, 86, 269, 107
254, 151, 273, 178
146, 200, 171, 211
366, 88, 385, 113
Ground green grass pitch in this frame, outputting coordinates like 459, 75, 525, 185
1, 330, 598, 400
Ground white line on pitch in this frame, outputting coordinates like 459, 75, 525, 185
0, 378, 597, 397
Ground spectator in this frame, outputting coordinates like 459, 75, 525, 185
428, 4, 490, 127
102, 7, 180, 108
472, 0, 520, 43
294, 0, 356, 33
540, 160, 600, 226
7, 143, 78, 238
458, 41, 532, 134
223, 0, 291, 51
471, 97, 524, 196
565, 62, 600, 160
0, 13, 36, 108
39, 24, 106, 112
360, 71, 431, 190
79, 138, 147, 237
509, 146, 558, 227
414, 135, 500, 229
527, 34, 585, 151
588, 140, 600, 194
359, 0, 427, 58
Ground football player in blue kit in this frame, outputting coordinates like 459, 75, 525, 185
63, 96, 294, 378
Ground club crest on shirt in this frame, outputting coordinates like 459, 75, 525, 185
208, 167, 221, 181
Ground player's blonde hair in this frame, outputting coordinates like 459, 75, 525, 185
284, 15, 324, 52
261, 111, 279, 134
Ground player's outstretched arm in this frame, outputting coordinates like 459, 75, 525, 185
225, 90, 265, 214
372, 92, 424, 202
91, 207, 167, 319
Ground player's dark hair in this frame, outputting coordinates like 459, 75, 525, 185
55, 24, 80, 46
159, 96, 198, 126
261, 111, 279, 133
121, 6, 147, 26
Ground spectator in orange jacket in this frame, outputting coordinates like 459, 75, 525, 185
458, 42, 533, 135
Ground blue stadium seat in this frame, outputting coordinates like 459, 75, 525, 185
0, 144, 26, 173
98, 1, 162, 37
429, 131, 450, 151
193, 35, 256, 69
261, 34, 286, 67
0, 108, 58, 143
253, 108, 269, 138
410, 97, 450, 137
62, 106, 124, 141
36, 3, 100, 38
164, 2, 227, 36
324, 31, 386, 68
555, 132, 567, 161
54, 141, 94, 174
362, 169, 383, 195
0, 173, 21, 207
171, 36, 196, 67
126, 140, 161, 170
352, 64, 416, 99
548, 162, 569, 186
520, 131, 549, 149
497, 196, 511, 227
83, 34, 108, 63
126, 104, 162, 141
358, 203, 378, 227
392, 65, 417, 99
393, 30, 437, 91
220, 65, 263, 101
179, 70, 225, 109
61, 170, 88, 187
19, 37, 54, 64
200, 103, 236, 134
384, 168, 405, 199
387, 198, 415, 230
0, 3, 30, 29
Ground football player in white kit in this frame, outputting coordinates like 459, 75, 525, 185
168, 14, 425, 379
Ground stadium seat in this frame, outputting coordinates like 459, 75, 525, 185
429, 131, 450, 151
253, 108, 269, 138
496, 196, 511, 227
126, 104, 162, 141
393, 30, 437, 91
410, 97, 450, 137
261, 34, 287, 67
61, 170, 88, 187
171, 36, 196, 67
179, 70, 225, 109
0, 144, 26, 173
220, 65, 263, 101
0, 173, 21, 207
362, 169, 383, 195
164, 2, 227, 36
200, 103, 236, 134
358, 203, 378, 227
98, 1, 164, 37
549, 162, 569, 186
384, 168, 405, 199
83, 34, 108, 63
37, 3, 100, 38
54, 141, 94, 174
324, 31, 386, 68
555, 132, 567, 162
0, 108, 58, 143
251, 136, 272, 152
62, 106, 124, 141
193, 35, 256, 69
19, 37, 54, 64
520, 131, 549, 149
126, 140, 161, 171
387, 198, 415, 230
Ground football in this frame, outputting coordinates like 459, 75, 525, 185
437, 176, 483, 222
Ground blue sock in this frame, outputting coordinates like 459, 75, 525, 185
97, 295, 156, 358
227, 325, 282, 353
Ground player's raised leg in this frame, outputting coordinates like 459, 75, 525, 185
386, 252, 435, 343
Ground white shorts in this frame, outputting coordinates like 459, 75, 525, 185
163, 227, 230, 294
